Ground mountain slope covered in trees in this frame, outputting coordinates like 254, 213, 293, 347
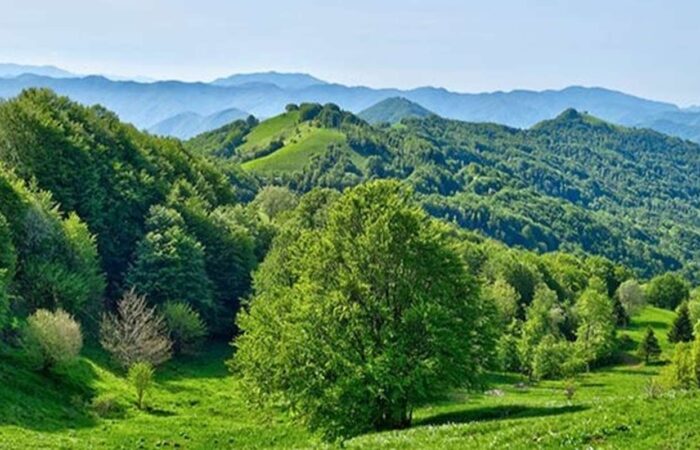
0, 89, 263, 331
190, 106, 700, 280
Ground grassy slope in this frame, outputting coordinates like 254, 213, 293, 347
1, 306, 695, 449
237, 111, 300, 156
242, 126, 347, 173
0, 345, 316, 450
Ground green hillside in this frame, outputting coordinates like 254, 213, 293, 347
189, 103, 383, 178
191, 106, 700, 281
2, 91, 700, 449
242, 126, 347, 172
236, 109, 300, 155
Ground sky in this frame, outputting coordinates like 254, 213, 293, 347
1, 0, 698, 105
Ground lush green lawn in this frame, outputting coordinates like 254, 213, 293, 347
1, 306, 695, 449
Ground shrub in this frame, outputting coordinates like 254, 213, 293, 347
660, 342, 695, 389
616, 279, 645, 317
100, 289, 172, 368
22, 309, 83, 370
531, 336, 583, 380
163, 302, 207, 355
646, 273, 690, 310
563, 379, 577, 401
91, 394, 127, 418
643, 377, 664, 400
128, 362, 155, 410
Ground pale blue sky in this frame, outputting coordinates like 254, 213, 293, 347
1, 0, 698, 105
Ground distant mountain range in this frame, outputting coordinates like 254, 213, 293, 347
148, 107, 249, 139
212, 71, 326, 90
2, 64, 700, 142
0, 63, 75, 79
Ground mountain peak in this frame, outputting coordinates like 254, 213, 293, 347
532, 108, 615, 132
359, 97, 435, 124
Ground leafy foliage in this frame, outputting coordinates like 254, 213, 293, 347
128, 362, 155, 410
233, 181, 497, 440
22, 309, 83, 371
163, 301, 207, 355
196, 106, 700, 281
646, 273, 690, 310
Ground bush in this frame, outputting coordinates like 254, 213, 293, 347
532, 336, 582, 380
163, 302, 207, 355
660, 342, 695, 389
22, 309, 83, 370
91, 394, 127, 418
646, 273, 690, 310
100, 290, 172, 368
128, 362, 155, 410
496, 332, 521, 372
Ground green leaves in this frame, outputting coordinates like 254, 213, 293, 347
233, 180, 496, 440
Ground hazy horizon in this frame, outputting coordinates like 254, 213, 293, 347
2, 0, 699, 105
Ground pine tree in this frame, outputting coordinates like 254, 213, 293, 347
612, 295, 630, 327
637, 327, 661, 363
668, 302, 694, 343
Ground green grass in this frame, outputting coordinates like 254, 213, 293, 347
0, 344, 316, 449
242, 127, 347, 173
2, 306, 697, 449
237, 111, 300, 156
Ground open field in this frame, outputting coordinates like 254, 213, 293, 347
1, 307, 694, 449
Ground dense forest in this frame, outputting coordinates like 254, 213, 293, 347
2, 90, 700, 447
189, 104, 700, 282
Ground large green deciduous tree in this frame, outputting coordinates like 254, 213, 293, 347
232, 181, 496, 440
646, 273, 690, 310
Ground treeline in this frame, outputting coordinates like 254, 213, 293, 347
0, 89, 265, 335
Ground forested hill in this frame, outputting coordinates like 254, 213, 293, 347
0, 89, 263, 331
190, 105, 700, 281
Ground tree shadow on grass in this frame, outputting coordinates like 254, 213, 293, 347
414, 404, 587, 428
157, 342, 233, 383
628, 320, 669, 330
0, 351, 98, 432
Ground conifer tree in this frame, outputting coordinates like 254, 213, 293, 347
637, 327, 661, 363
668, 302, 694, 343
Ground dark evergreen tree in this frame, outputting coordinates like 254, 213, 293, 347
668, 302, 694, 343
612, 295, 630, 327
637, 327, 662, 363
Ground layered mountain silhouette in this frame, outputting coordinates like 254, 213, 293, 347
2, 66, 700, 142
